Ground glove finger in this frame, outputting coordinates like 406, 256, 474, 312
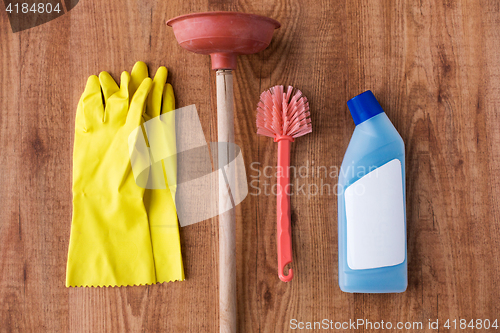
127, 77, 152, 126
99, 71, 119, 104
100, 71, 130, 125
75, 86, 87, 132
81, 75, 104, 129
130, 61, 149, 98
162, 83, 176, 114
83, 74, 101, 100
118, 71, 131, 100
146, 66, 167, 119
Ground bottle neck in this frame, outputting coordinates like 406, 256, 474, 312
347, 90, 384, 125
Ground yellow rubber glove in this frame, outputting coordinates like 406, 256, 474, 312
128, 62, 184, 283
66, 72, 156, 287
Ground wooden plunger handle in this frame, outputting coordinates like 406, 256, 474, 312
216, 69, 237, 333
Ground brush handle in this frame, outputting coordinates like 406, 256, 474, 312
277, 137, 294, 282
216, 69, 237, 333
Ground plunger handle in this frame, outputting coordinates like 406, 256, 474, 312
217, 69, 237, 333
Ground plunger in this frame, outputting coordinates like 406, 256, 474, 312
167, 12, 280, 333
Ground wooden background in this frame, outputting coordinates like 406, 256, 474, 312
1, 0, 500, 332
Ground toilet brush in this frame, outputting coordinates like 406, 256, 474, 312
256, 85, 312, 282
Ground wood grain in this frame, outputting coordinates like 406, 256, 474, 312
1, 0, 500, 332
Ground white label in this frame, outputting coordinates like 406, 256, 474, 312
345, 159, 405, 270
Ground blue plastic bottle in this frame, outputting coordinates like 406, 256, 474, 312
338, 90, 407, 293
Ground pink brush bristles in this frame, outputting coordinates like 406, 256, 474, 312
256, 85, 312, 139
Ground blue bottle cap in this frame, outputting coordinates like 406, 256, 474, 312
347, 90, 384, 125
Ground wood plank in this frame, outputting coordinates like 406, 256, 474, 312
0, 8, 24, 333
